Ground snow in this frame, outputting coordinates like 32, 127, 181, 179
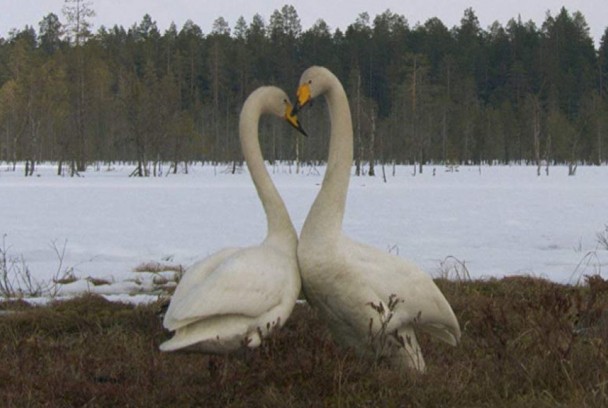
1, 162, 607, 303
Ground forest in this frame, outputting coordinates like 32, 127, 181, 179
1, 2, 607, 176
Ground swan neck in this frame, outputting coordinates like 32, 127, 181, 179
240, 106, 296, 245
326, 85, 353, 173
303, 74, 353, 239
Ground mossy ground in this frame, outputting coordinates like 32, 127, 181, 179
1, 275, 607, 407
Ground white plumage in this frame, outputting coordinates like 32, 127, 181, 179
160, 87, 302, 353
293, 66, 461, 371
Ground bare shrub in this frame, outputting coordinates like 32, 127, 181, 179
0, 236, 17, 297
366, 294, 416, 366
597, 225, 608, 250
437, 255, 471, 281
0, 235, 75, 298
1, 235, 46, 297
570, 251, 603, 284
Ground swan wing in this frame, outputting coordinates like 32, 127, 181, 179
163, 246, 241, 330
169, 247, 241, 301
164, 245, 292, 331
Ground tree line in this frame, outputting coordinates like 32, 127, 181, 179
1, 1, 607, 176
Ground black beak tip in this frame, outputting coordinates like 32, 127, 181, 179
294, 120, 308, 137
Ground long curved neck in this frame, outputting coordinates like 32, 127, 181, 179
304, 76, 353, 238
240, 106, 297, 245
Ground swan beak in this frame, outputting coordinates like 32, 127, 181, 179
292, 83, 312, 114
285, 103, 308, 137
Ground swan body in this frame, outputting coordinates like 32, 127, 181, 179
160, 87, 303, 353
293, 66, 460, 371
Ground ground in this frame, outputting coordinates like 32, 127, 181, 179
1, 276, 607, 407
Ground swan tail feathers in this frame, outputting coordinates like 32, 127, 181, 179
159, 316, 252, 353
419, 322, 460, 346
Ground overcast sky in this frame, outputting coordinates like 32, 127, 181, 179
1, 0, 606, 47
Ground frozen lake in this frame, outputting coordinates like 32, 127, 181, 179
1, 162, 607, 300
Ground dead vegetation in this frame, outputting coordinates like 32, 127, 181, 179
133, 261, 184, 275
0, 275, 607, 407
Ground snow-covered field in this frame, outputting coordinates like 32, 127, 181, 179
1, 162, 607, 302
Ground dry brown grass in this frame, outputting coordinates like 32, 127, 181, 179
133, 261, 184, 275
1, 275, 607, 407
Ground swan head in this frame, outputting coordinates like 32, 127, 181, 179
247, 86, 307, 137
292, 66, 333, 114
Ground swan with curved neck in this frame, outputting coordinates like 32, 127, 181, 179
160, 86, 304, 353
293, 66, 461, 371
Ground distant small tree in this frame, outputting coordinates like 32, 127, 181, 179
62, 0, 95, 46
62, 0, 96, 174
38, 13, 64, 55
526, 94, 543, 176
350, 68, 377, 176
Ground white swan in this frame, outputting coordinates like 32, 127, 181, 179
160, 86, 305, 353
292, 66, 461, 371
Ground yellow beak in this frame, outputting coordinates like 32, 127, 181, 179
292, 83, 312, 114
284, 102, 307, 137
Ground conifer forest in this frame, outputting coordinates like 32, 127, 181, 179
1, 2, 607, 176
